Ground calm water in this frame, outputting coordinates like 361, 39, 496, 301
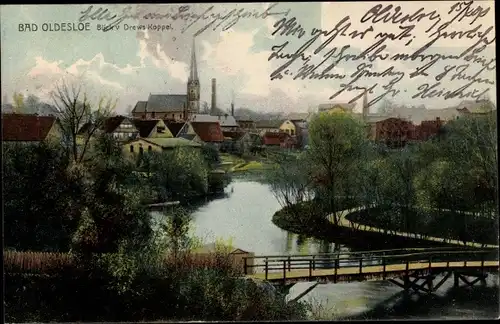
153, 179, 499, 320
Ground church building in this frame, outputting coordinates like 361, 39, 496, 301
132, 39, 200, 121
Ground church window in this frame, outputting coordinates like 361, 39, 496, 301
148, 145, 152, 152
139, 146, 144, 154
130, 145, 134, 152
291, 129, 295, 136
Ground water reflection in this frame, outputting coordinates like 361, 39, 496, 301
150, 179, 499, 320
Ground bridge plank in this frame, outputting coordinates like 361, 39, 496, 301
246, 261, 499, 282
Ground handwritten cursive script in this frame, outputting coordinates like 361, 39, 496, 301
268, 1, 496, 107
79, 3, 290, 35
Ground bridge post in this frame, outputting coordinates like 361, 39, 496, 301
312, 255, 316, 271
359, 257, 363, 274
283, 260, 287, 285
265, 259, 269, 280
404, 260, 410, 290
288, 256, 291, 272
382, 253, 386, 280
453, 271, 459, 287
309, 260, 313, 279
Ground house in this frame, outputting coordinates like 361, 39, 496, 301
177, 121, 224, 144
1, 113, 61, 144
102, 115, 140, 142
132, 119, 173, 138
255, 119, 284, 135
235, 117, 256, 130
414, 118, 443, 141
164, 120, 186, 137
220, 130, 246, 153
131, 95, 192, 121
190, 114, 239, 132
372, 117, 415, 147
124, 137, 201, 155
262, 131, 289, 146
279, 120, 298, 136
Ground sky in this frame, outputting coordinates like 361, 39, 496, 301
1, 2, 496, 115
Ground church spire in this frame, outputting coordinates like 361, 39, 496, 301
187, 37, 200, 113
189, 37, 198, 82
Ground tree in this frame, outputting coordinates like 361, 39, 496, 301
201, 101, 210, 114
376, 99, 394, 115
71, 134, 152, 255
12, 92, 25, 113
306, 112, 367, 224
2, 142, 83, 251
267, 152, 315, 220
147, 148, 209, 203
51, 80, 116, 164
24, 94, 41, 114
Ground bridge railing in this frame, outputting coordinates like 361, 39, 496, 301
242, 248, 498, 280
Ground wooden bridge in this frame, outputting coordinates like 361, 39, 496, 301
243, 247, 499, 295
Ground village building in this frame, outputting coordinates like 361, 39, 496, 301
255, 120, 284, 135
190, 113, 239, 132
1, 113, 61, 144
235, 117, 256, 130
177, 120, 224, 145
124, 137, 201, 155
164, 120, 186, 138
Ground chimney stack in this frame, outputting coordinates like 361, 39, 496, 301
231, 89, 235, 117
362, 89, 369, 121
211, 78, 217, 116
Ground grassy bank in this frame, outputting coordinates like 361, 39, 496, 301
347, 207, 499, 246
220, 153, 275, 173
271, 202, 484, 250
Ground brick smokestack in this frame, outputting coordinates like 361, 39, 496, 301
211, 78, 216, 116
231, 89, 235, 116
362, 89, 369, 122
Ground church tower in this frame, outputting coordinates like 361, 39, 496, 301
187, 38, 200, 113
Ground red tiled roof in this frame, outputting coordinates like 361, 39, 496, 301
1, 113, 56, 142
190, 121, 224, 142
262, 131, 288, 145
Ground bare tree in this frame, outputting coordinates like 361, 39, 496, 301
200, 101, 210, 114
51, 81, 116, 164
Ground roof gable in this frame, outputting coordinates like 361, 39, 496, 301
255, 119, 284, 128
190, 121, 224, 142
164, 120, 185, 137
103, 115, 127, 133
132, 119, 161, 137
2, 113, 56, 142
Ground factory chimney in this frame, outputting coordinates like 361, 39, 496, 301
362, 89, 369, 122
211, 78, 217, 116
231, 89, 235, 116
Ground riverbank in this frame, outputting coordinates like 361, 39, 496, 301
219, 153, 276, 173
272, 201, 497, 250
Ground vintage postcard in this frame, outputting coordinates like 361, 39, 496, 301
2, 1, 498, 321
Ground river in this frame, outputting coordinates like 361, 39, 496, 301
153, 179, 499, 320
